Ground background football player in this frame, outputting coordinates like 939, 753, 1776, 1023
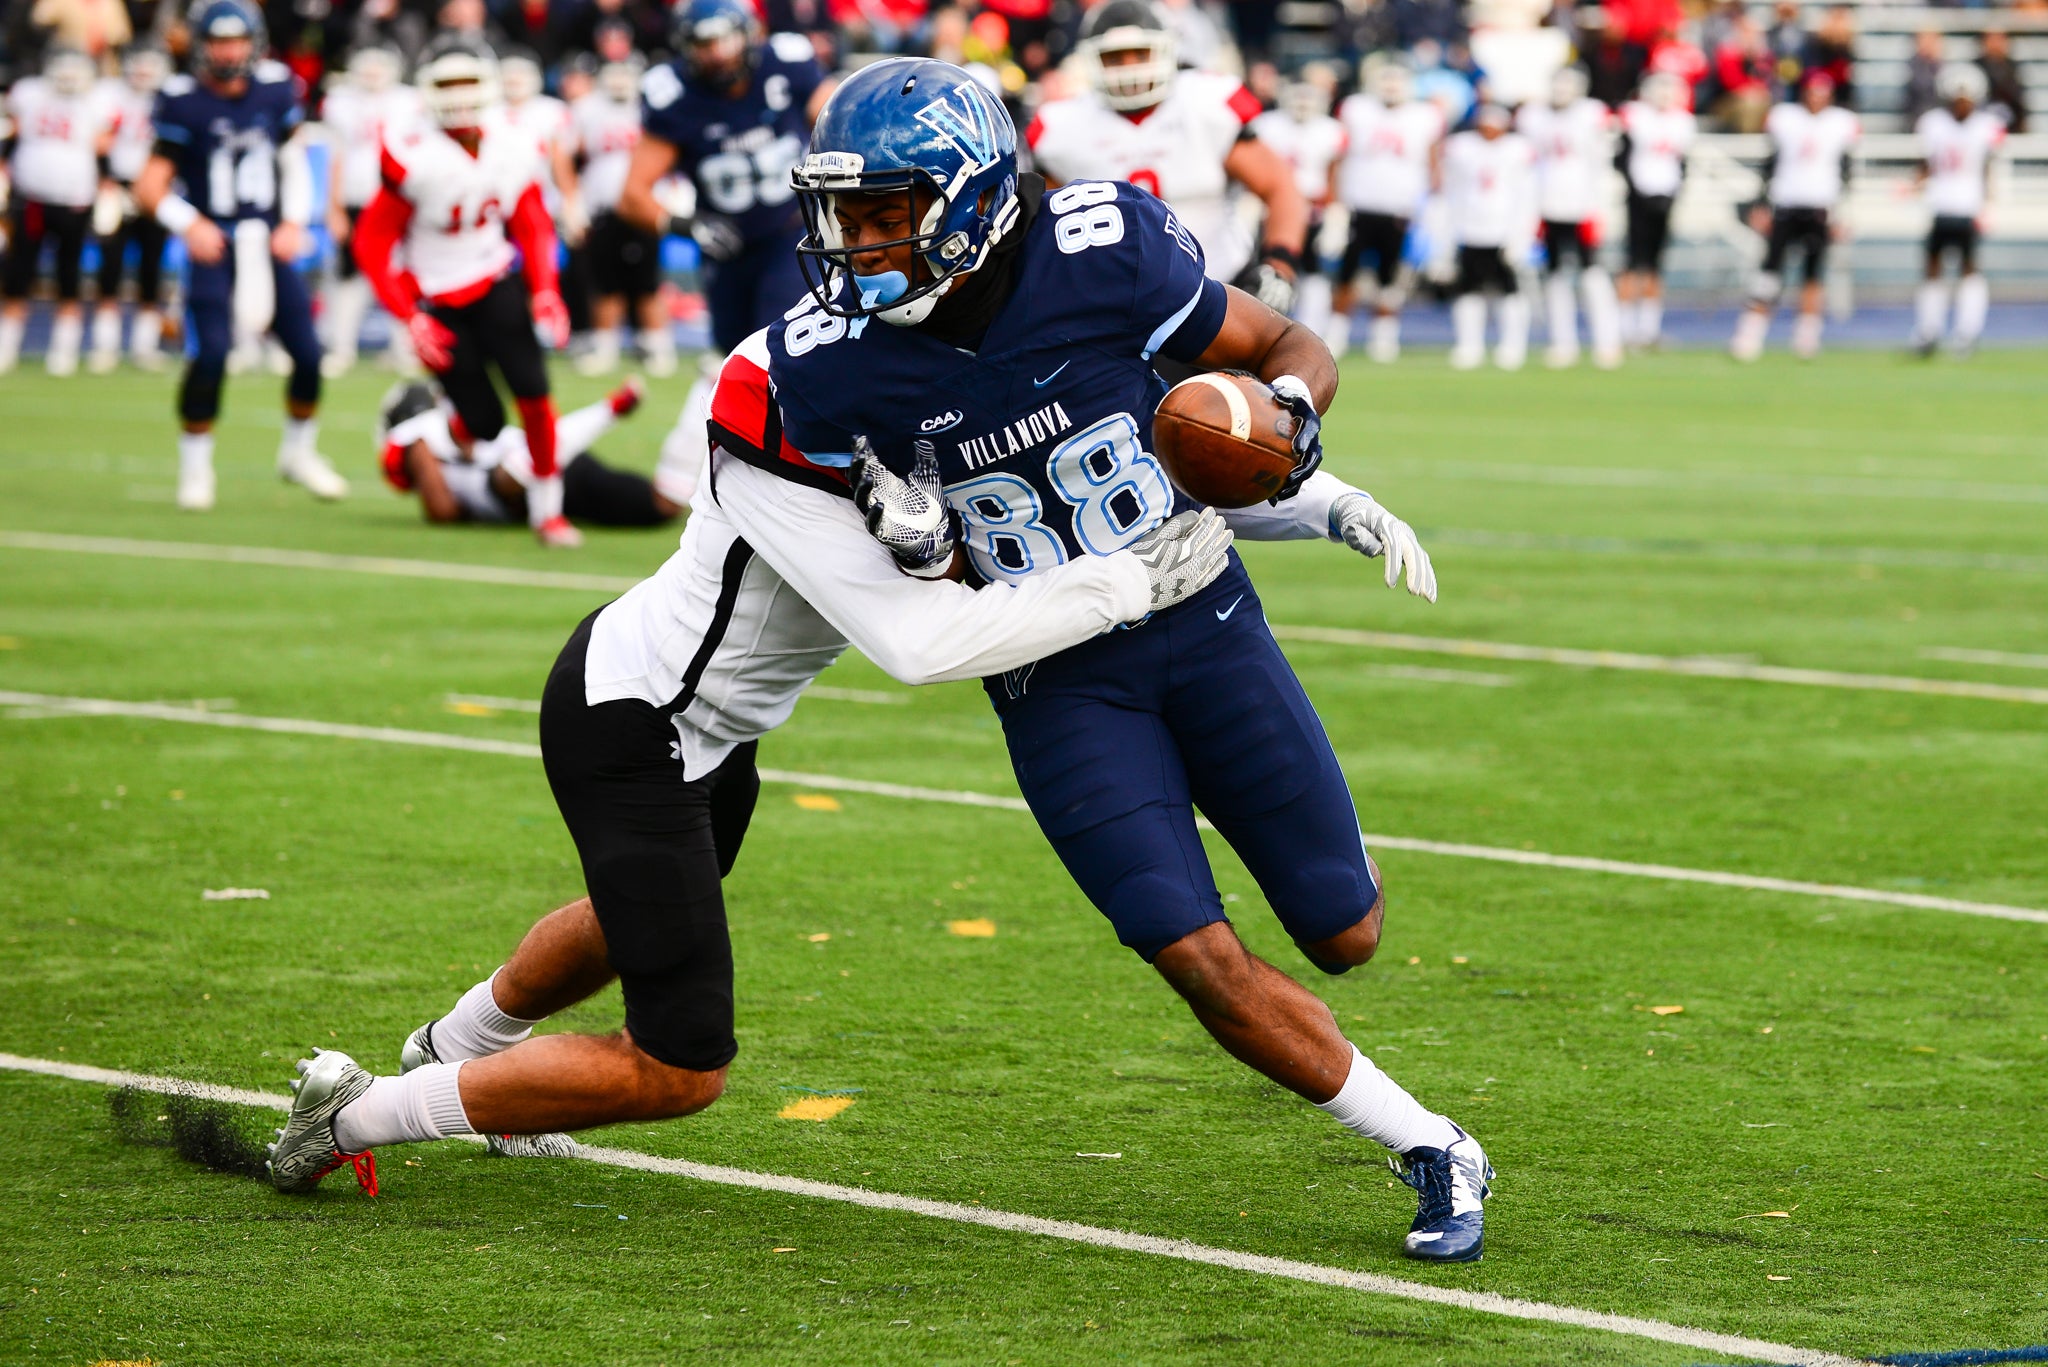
1327, 56, 1442, 363
570, 50, 673, 378
352, 37, 579, 547
1518, 66, 1622, 369
1028, 0, 1308, 318
1250, 69, 1345, 339
1911, 64, 2004, 358
377, 376, 682, 528
0, 47, 116, 377
90, 46, 173, 374
1615, 71, 1695, 351
1442, 103, 1535, 371
1731, 72, 1860, 363
134, 0, 347, 511
770, 59, 1485, 1264
319, 45, 418, 376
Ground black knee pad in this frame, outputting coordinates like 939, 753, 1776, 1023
286, 356, 321, 408
179, 358, 227, 424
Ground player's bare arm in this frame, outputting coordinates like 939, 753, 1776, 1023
1194, 282, 1337, 410
614, 132, 678, 235
133, 152, 225, 263
1222, 135, 1309, 270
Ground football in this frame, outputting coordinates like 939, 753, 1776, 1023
1151, 371, 1300, 508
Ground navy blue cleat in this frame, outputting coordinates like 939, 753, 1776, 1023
1394, 1123, 1493, 1262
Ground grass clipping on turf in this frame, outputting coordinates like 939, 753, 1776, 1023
108, 1085, 273, 1180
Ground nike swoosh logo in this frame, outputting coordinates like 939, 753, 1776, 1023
1215, 595, 1245, 622
1033, 360, 1071, 388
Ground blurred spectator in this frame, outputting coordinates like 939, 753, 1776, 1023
1803, 6, 1854, 109
974, 0, 1055, 79
1604, 0, 1678, 48
1979, 29, 2028, 132
1712, 10, 1772, 131
346, 0, 431, 68
1643, 22, 1705, 110
1411, 37, 1476, 123
435, 0, 512, 50
1388, 0, 1466, 53
1579, 8, 1645, 109
1765, 0, 1803, 97
1903, 28, 1944, 125
26, 0, 131, 62
554, 0, 665, 63
1246, 57, 1280, 108
1160, 0, 1223, 71
826, 0, 928, 56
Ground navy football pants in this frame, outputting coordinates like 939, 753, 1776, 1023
179, 245, 321, 425
703, 227, 807, 354
986, 554, 1382, 963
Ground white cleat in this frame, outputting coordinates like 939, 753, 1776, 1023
321, 351, 357, 379
1543, 345, 1579, 369
268, 1049, 379, 1194
279, 447, 350, 500
1592, 345, 1624, 371
88, 347, 122, 376
176, 464, 216, 512
1447, 345, 1483, 372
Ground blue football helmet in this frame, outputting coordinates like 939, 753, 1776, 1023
188, 0, 266, 81
792, 58, 1020, 327
674, 0, 759, 93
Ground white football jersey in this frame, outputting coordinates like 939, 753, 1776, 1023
1618, 101, 1696, 199
1917, 107, 2005, 219
1250, 109, 1346, 202
381, 112, 547, 300
96, 77, 156, 184
569, 92, 641, 214
1333, 95, 1443, 218
1517, 98, 1612, 224
324, 82, 423, 208
6, 77, 112, 207
1441, 130, 1534, 248
387, 402, 531, 521
1765, 103, 1860, 210
1028, 71, 1265, 281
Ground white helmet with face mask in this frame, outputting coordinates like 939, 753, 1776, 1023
417, 36, 501, 133
1078, 0, 1178, 113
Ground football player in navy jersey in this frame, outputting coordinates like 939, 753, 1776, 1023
132, 0, 348, 512
616, 0, 833, 353
771, 58, 1490, 1261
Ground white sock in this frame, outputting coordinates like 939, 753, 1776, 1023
1450, 294, 1485, 365
1316, 1045, 1459, 1154
1954, 274, 1989, 343
0, 312, 24, 369
1367, 313, 1400, 363
1495, 293, 1530, 370
280, 416, 317, 462
179, 431, 214, 480
430, 970, 540, 1061
132, 309, 162, 357
1640, 296, 1662, 344
1544, 274, 1577, 356
1792, 310, 1823, 358
332, 1060, 474, 1151
1731, 308, 1769, 361
1582, 266, 1622, 360
47, 311, 83, 373
554, 398, 616, 464
1913, 280, 1949, 344
1321, 311, 1352, 356
91, 304, 124, 359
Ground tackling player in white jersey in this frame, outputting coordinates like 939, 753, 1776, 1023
1731, 73, 1859, 362
89, 46, 173, 372
1517, 66, 1622, 369
1615, 71, 1695, 349
1328, 57, 1443, 362
1912, 65, 2005, 357
1027, 0, 1308, 315
0, 48, 116, 376
1251, 73, 1345, 337
319, 46, 420, 375
570, 57, 675, 378
1442, 104, 1535, 371
353, 37, 578, 546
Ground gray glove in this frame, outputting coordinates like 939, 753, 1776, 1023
1331, 491, 1437, 602
1129, 508, 1234, 611
852, 441, 956, 580
690, 214, 744, 262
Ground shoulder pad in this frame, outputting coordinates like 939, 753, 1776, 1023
643, 62, 685, 112
162, 74, 196, 98
768, 32, 815, 64
255, 60, 293, 83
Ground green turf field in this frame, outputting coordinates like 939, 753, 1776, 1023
2, 351, 2044, 1366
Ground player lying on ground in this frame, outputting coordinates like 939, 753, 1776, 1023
377, 376, 684, 528
267, 330, 1238, 1191
352, 36, 579, 547
131, 0, 349, 511
770, 61, 1485, 1261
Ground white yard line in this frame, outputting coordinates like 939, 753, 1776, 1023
8, 689, 2042, 926
1922, 647, 2048, 671
0, 1051, 1861, 1367
6, 529, 2036, 703
1271, 626, 2048, 707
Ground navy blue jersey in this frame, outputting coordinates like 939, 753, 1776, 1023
640, 32, 823, 244
769, 181, 1228, 587
151, 62, 303, 225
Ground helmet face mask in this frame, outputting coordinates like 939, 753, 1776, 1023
46, 47, 95, 97
187, 0, 265, 83
349, 45, 403, 94
1079, 1, 1177, 112
677, 0, 759, 93
418, 40, 501, 133
1366, 57, 1413, 106
1280, 80, 1327, 123
125, 47, 171, 94
1936, 62, 1987, 110
598, 58, 642, 104
500, 53, 542, 103
1641, 71, 1684, 112
793, 59, 1020, 326
1550, 65, 1589, 108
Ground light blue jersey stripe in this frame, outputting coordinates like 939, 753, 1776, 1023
1141, 282, 1208, 360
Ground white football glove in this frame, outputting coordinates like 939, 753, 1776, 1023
1331, 491, 1437, 603
1129, 508, 1234, 611
852, 441, 956, 580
